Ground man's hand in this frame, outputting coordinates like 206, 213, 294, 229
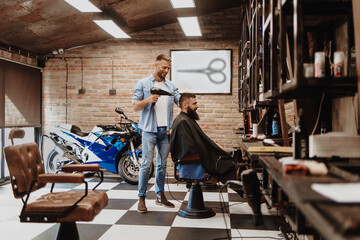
149, 94, 160, 104
133, 94, 160, 111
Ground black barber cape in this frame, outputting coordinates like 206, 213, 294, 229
170, 112, 237, 183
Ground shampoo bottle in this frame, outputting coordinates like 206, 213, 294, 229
293, 108, 309, 159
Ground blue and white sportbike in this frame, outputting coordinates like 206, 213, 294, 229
43, 108, 154, 185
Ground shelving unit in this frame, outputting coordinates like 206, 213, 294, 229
239, 0, 357, 133
249, 0, 263, 105
237, 1, 360, 239
238, 0, 264, 112
238, 0, 288, 144
262, 0, 281, 99
238, 12, 250, 112
278, 0, 357, 97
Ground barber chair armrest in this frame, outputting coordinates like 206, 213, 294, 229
60, 164, 103, 190
61, 164, 100, 173
37, 173, 85, 184
178, 152, 201, 163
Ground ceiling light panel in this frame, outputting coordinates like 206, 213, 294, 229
93, 20, 131, 38
169, 0, 195, 8
177, 17, 202, 36
64, 0, 102, 12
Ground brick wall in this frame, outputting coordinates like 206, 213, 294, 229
42, 7, 245, 151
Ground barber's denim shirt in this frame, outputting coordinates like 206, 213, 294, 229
132, 75, 180, 133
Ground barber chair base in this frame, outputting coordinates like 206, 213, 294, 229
57, 222, 79, 240
178, 184, 216, 219
178, 207, 215, 219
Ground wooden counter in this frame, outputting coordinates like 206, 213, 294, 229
237, 137, 360, 240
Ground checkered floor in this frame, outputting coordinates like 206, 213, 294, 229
0, 173, 284, 240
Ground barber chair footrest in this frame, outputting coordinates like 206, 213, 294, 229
178, 207, 215, 219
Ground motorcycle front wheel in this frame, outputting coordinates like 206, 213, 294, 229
118, 153, 154, 185
46, 150, 65, 173
46, 150, 95, 177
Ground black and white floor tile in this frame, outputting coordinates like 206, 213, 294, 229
0, 174, 284, 240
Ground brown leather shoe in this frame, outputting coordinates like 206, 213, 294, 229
138, 196, 147, 213
155, 192, 175, 208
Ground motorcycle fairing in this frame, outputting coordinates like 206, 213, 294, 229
60, 130, 127, 174
89, 133, 129, 173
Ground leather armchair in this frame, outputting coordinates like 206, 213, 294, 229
4, 140, 108, 240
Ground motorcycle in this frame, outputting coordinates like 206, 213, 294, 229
43, 108, 154, 185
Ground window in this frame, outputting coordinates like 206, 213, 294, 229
0, 59, 42, 181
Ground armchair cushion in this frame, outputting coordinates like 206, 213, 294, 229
25, 190, 108, 222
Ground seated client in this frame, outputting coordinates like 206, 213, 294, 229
170, 92, 263, 225
170, 92, 237, 183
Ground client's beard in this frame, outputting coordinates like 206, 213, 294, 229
187, 107, 199, 120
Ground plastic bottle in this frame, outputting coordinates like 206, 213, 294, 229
246, 58, 250, 78
293, 109, 309, 159
244, 114, 250, 135
271, 113, 280, 137
350, 46, 356, 77
259, 83, 264, 101
265, 109, 273, 137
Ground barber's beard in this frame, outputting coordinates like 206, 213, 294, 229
157, 70, 166, 80
187, 107, 199, 120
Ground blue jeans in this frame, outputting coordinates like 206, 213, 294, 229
138, 127, 169, 197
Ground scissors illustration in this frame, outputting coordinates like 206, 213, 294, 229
177, 58, 226, 84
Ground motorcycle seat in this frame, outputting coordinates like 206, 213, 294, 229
71, 125, 89, 137
97, 125, 119, 131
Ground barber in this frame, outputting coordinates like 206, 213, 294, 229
132, 54, 180, 213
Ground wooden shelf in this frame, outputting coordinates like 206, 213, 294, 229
277, 77, 357, 98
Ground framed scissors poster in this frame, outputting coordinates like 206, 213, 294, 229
170, 49, 232, 94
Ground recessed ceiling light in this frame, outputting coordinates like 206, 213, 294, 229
169, 0, 195, 8
93, 20, 131, 38
177, 17, 202, 36
64, 0, 102, 12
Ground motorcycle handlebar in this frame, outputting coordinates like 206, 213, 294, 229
115, 107, 124, 115
114, 108, 140, 133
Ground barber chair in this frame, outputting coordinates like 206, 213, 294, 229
174, 152, 216, 219
4, 129, 108, 240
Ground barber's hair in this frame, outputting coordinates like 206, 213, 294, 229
179, 92, 196, 108
156, 54, 171, 63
